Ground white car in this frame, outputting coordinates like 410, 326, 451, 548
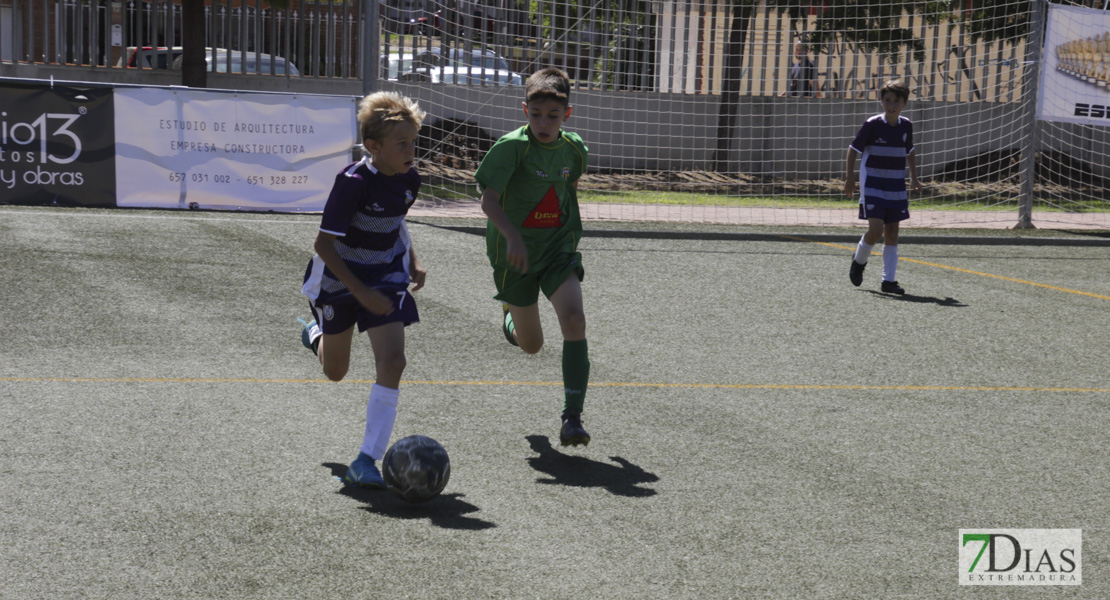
381, 50, 519, 85
398, 48, 522, 86
170, 48, 300, 75
382, 54, 418, 81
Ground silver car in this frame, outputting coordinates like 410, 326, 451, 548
412, 48, 523, 86
171, 48, 300, 76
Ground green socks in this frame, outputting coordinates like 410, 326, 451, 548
562, 339, 590, 414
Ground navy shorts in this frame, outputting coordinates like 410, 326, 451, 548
859, 198, 910, 223
309, 288, 419, 335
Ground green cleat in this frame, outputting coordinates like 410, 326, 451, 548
502, 304, 519, 347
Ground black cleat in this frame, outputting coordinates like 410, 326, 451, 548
849, 259, 866, 287
559, 412, 591, 447
880, 280, 905, 295
502, 304, 519, 346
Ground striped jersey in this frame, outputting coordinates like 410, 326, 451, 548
301, 158, 418, 305
849, 114, 915, 205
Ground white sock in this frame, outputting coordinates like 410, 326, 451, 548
882, 245, 899, 281
360, 384, 399, 460
853, 237, 874, 264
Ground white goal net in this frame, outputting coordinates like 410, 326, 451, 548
376, 0, 1110, 230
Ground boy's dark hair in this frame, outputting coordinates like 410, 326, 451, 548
525, 67, 571, 107
880, 79, 910, 102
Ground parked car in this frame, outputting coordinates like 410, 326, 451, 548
412, 48, 522, 86
170, 48, 299, 75
382, 54, 418, 81
116, 46, 183, 69
394, 67, 518, 86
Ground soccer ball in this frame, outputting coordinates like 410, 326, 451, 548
381, 435, 451, 503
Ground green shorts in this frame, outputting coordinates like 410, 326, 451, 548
493, 252, 584, 306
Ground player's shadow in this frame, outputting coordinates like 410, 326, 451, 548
866, 290, 968, 306
322, 463, 496, 530
525, 435, 660, 497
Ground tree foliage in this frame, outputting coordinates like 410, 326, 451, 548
525, 0, 655, 41
761, 0, 1033, 66
956, 0, 1031, 45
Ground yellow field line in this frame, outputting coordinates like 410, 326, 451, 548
898, 256, 1110, 300
781, 235, 1110, 301
2, 376, 1107, 394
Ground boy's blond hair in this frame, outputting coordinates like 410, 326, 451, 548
525, 67, 571, 107
357, 91, 425, 143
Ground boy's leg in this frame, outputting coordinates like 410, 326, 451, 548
549, 275, 585, 341
318, 326, 355, 382
883, 221, 900, 246
860, 218, 885, 249
505, 303, 544, 354
850, 218, 885, 286
494, 266, 544, 353
345, 381, 396, 489
549, 276, 590, 446
880, 221, 904, 294
303, 302, 359, 381
367, 321, 407, 389
346, 321, 407, 489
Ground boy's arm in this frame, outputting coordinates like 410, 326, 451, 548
907, 151, 922, 192
400, 220, 425, 291
313, 231, 395, 315
479, 187, 528, 274
408, 243, 426, 291
843, 148, 858, 197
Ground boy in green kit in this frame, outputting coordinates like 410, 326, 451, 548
475, 67, 592, 447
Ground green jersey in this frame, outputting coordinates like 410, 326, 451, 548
475, 126, 588, 270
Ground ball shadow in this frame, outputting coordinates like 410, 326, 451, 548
322, 462, 496, 530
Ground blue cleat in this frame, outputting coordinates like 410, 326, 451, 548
344, 452, 386, 489
297, 317, 321, 355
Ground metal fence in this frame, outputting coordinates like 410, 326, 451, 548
2, 0, 364, 77
1, 0, 1030, 101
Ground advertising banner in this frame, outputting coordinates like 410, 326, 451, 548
1037, 4, 1110, 127
114, 88, 357, 211
0, 83, 116, 206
